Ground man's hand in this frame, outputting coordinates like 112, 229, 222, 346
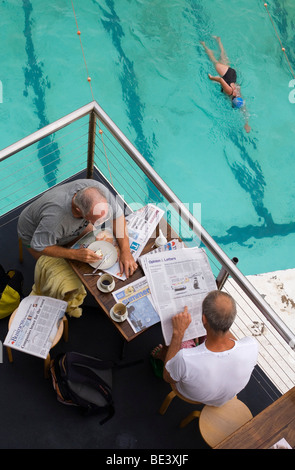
37, 245, 102, 264
119, 249, 138, 278
74, 248, 102, 263
172, 307, 192, 339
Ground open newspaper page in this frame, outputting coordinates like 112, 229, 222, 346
112, 276, 160, 333
71, 203, 164, 281
141, 247, 216, 345
4, 296, 67, 359
138, 239, 184, 267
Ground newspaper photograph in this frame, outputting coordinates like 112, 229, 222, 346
71, 203, 164, 281
4, 296, 67, 359
112, 276, 160, 334
125, 204, 164, 261
141, 247, 217, 345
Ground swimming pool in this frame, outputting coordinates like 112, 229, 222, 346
1, 0, 295, 276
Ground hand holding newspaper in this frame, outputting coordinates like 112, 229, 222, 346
141, 247, 217, 345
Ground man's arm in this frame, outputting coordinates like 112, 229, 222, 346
28, 245, 101, 263
163, 307, 191, 384
112, 215, 138, 278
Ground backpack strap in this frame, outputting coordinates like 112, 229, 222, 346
66, 351, 115, 370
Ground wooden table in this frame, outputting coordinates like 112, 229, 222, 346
69, 222, 178, 343
214, 386, 295, 449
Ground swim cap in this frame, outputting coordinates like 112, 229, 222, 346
232, 97, 244, 108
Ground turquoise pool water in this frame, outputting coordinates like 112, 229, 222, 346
1, 0, 295, 276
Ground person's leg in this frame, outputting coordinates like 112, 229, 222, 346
213, 35, 230, 65
200, 40, 228, 77
200, 41, 218, 64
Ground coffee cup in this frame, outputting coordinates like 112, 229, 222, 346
98, 273, 115, 292
112, 302, 128, 321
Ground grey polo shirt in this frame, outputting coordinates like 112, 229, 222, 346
17, 179, 123, 251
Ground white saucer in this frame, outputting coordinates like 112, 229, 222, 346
110, 307, 128, 323
88, 241, 117, 270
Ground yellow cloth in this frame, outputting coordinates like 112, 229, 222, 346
30, 256, 86, 318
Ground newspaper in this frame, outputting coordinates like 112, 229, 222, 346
138, 239, 184, 267
125, 204, 165, 261
4, 296, 67, 359
71, 203, 164, 281
141, 247, 217, 345
112, 276, 160, 334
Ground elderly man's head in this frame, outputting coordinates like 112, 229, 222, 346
202, 290, 236, 335
73, 187, 111, 226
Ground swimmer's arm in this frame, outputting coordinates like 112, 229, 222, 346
240, 105, 251, 133
208, 74, 233, 95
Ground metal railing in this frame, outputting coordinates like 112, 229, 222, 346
1, 100, 295, 359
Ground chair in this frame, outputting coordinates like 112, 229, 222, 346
6, 308, 68, 378
159, 385, 253, 447
159, 384, 202, 415
18, 238, 23, 263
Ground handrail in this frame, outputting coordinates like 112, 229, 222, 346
0, 101, 95, 162
1, 100, 294, 349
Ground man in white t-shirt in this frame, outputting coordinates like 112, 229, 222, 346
160, 290, 258, 406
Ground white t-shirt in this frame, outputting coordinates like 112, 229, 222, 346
165, 336, 258, 407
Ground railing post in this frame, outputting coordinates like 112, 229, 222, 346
87, 111, 96, 179
216, 257, 239, 290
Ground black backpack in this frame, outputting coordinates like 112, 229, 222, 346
50, 351, 141, 424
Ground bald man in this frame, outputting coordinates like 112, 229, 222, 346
17, 179, 137, 278
152, 291, 258, 406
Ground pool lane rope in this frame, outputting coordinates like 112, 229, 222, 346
71, 0, 114, 186
263, 2, 295, 79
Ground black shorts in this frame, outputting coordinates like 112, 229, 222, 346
220, 67, 237, 94
222, 67, 237, 86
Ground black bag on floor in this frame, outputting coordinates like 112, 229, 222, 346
50, 351, 142, 424
50, 351, 115, 424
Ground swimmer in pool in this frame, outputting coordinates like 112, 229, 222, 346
200, 36, 251, 133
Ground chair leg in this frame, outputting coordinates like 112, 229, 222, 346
63, 316, 69, 342
18, 238, 23, 263
6, 347, 13, 363
44, 353, 51, 379
159, 390, 176, 415
180, 410, 201, 428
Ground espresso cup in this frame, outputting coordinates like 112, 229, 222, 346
112, 302, 128, 321
98, 273, 115, 292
